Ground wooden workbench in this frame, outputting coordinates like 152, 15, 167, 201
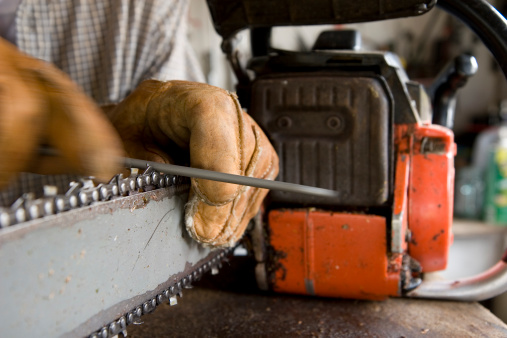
128, 256, 507, 337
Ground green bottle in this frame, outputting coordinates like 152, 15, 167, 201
484, 126, 507, 225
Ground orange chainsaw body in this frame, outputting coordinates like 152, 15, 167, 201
264, 123, 455, 299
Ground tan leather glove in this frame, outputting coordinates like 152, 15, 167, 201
108, 80, 279, 247
0, 38, 124, 186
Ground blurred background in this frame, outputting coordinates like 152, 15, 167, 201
186, 0, 507, 322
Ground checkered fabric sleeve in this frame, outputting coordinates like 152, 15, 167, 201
15, 0, 205, 106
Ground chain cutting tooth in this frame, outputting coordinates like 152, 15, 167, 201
156, 293, 166, 305
15, 208, 26, 223
109, 321, 120, 336
98, 181, 119, 201
211, 259, 220, 275
108, 315, 126, 337
142, 299, 156, 314
119, 316, 127, 331
136, 177, 144, 189
118, 174, 136, 195
119, 182, 128, 195
55, 195, 77, 212
100, 326, 108, 338
27, 202, 41, 220
27, 197, 56, 220
158, 175, 166, 188
43, 198, 56, 215
176, 282, 183, 297
165, 175, 176, 187
79, 188, 100, 206
126, 313, 134, 326
127, 177, 137, 194
118, 177, 127, 195
151, 172, 160, 187
136, 175, 151, 189
0, 208, 11, 227
183, 275, 193, 289
137, 167, 155, 190
126, 306, 143, 325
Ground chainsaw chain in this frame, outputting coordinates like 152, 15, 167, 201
0, 166, 185, 228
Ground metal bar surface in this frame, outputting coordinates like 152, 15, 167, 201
0, 185, 215, 337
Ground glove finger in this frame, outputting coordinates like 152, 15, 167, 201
144, 80, 279, 246
0, 38, 124, 184
109, 80, 246, 202
0, 40, 47, 187
154, 80, 250, 204
31, 63, 125, 182
186, 122, 279, 246
108, 80, 279, 247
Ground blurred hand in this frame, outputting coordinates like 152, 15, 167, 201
107, 80, 279, 247
0, 37, 124, 186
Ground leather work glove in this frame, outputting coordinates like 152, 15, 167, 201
0, 36, 278, 248
0, 38, 124, 185
107, 80, 279, 247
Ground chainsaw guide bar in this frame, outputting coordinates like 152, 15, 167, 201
0, 167, 232, 337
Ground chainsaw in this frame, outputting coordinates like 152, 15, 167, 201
206, 0, 507, 302
0, 155, 339, 337
1, 0, 507, 337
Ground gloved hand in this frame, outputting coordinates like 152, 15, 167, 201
0, 38, 124, 185
107, 80, 279, 247
1, 37, 279, 247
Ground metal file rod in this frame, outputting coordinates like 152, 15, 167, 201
123, 157, 340, 199
38, 147, 339, 198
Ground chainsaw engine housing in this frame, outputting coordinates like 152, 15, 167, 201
206, 0, 459, 300
246, 39, 455, 299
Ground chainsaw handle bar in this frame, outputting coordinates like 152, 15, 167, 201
437, 0, 507, 79
408, 0, 507, 301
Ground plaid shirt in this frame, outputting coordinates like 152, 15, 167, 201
16, 0, 204, 105
1, 0, 205, 206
